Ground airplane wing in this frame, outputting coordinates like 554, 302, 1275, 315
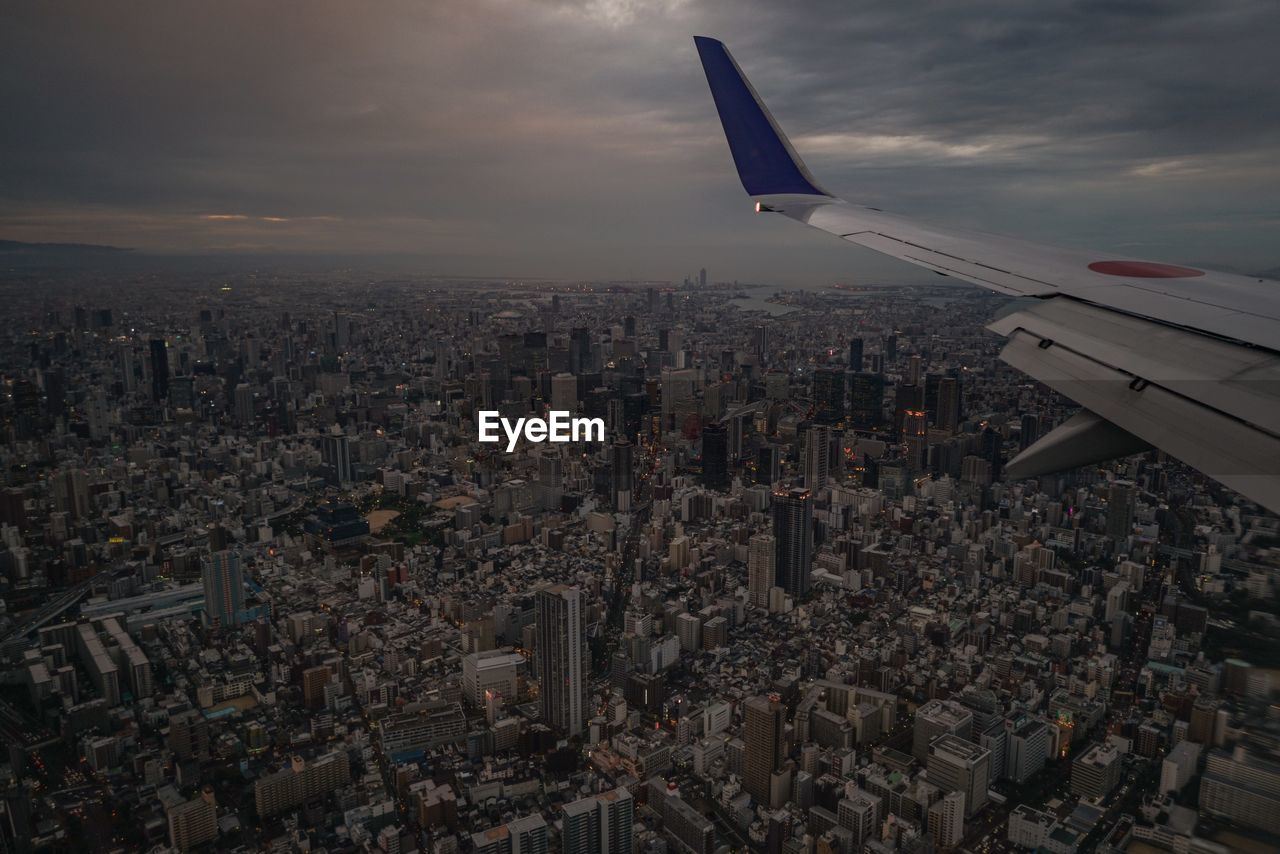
694, 36, 1280, 514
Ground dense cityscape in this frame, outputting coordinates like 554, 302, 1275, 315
0, 267, 1276, 854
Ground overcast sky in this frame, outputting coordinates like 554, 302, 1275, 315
3, 0, 1278, 284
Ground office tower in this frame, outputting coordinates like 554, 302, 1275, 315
927, 734, 990, 817
895, 382, 924, 434
748, 533, 776, 608
202, 550, 244, 629
462, 650, 522, 708
321, 434, 353, 485
803, 423, 831, 489
1200, 747, 1280, 835
551, 372, 578, 412
757, 443, 780, 485
1019, 412, 1040, 451
234, 383, 254, 426
149, 338, 169, 401
610, 438, 634, 510
1106, 481, 1135, 543
535, 585, 585, 736
913, 699, 973, 762
569, 327, 591, 375
903, 409, 927, 472
701, 423, 729, 491
936, 375, 961, 433
812, 367, 846, 425
699, 267, 707, 287
561, 788, 633, 854
927, 790, 965, 848
1006, 718, 1050, 784
167, 788, 217, 852
883, 334, 898, 362
754, 325, 767, 361
849, 337, 864, 372
1071, 741, 1121, 801
850, 372, 884, 427
744, 694, 785, 805
907, 354, 922, 386
773, 487, 813, 598
118, 343, 138, 393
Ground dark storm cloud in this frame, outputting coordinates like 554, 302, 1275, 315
1, 0, 1278, 281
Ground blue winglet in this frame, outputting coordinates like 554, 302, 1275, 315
693, 36, 828, 198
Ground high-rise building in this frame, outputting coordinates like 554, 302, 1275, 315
849, 372, 884, 427
167, 788, 217, 852
701, 423, 729, 491
561, 788, 634, 854
913, 699, 973, 762
927, 733, 990, 817
935, 375, 961, 433
536, 585, 585, 736
234, 383, 254, 426
1106, 481, 1136, 543
698, 267, 707, 287
744, 694, 785, 805
1071, 741, 1121, 801
551, 372, 578, 412
748, 533, 776, 608
848, 338, 864, 372
812, 368, 846, 425
927, 790, 965, 848
149, 338, 169, 401
611, 439, 634, 509
773, 487, 813, 599
321, 434, 353, 485
803, 423, 831, 489
903, 409, 927, 472
202, 550, 244, 629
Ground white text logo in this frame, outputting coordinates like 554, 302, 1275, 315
478, 410, 605, 452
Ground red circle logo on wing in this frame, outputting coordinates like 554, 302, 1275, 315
1087, 261, 1205, 278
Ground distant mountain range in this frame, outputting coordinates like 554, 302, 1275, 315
0, 239, 132, 254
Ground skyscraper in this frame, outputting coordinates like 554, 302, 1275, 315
849, 372, 884, 427
610, 439, 634, 509
773, 487, 813, 599
535, 585, 585, 736
322, 434, 353, 485
803, 423, 831, 490
701, 423, 728, 491
848, 337, 864, 372
748, 533, 776, 608
1106, 481, 1135, 543
149, 338, 169, 401
812, 367, 846, 425
744, 694, 785, 805
202, 550, 244, 629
